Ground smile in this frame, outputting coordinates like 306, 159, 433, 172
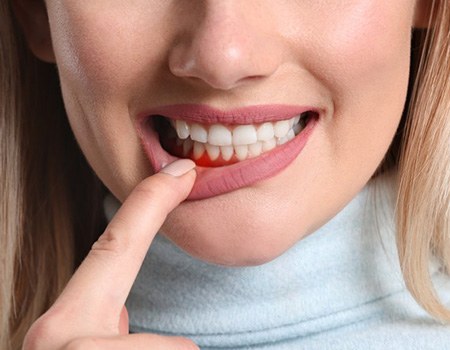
137, 104, 320, 200
155, 112, 312, 167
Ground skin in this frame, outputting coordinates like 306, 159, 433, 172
23, 161, 200, 348
14, 0, 430, 267
13, 0, 431, 347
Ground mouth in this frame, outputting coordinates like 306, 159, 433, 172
154, 112, 314, 167
137, 104, 320, 200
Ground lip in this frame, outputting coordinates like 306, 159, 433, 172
136, 104, 320, 200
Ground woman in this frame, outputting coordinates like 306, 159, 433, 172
1, 0, 449, 349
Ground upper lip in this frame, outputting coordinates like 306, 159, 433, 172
137, 104, 321, 125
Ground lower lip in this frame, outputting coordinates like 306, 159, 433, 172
138, 116, 318, 200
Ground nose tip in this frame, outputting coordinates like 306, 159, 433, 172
168, 9, 281, 91
169, 43, 272, 90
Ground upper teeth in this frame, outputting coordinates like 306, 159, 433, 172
171, 115, 304, 147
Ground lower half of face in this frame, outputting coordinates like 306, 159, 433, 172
49, 1, 417, 266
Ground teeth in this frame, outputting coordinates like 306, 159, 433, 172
287, 129, 295, 141
208, 124, 232, 146
221, 146, 234, 161
274, 120, 291, 138
167, 112, 312, 163
171, 114, 304, 146
175, 120, 190, 139
256, 123, 274, 141
248, 142, 263, 158
293, 122, 303, 135
205, 143, 220, 161
190, 123, 208, 143
262, 138, 277, 152
277, 136, 289, 145
234, 145, 248, 161
193, 142, 205, 159
232, 125, 258, 145
277, 128, 296, 145
182, 138, 193, 156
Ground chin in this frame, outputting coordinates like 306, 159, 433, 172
166, 234, 291, 267
160, 215, 302, 267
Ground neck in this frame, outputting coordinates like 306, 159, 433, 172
104, 169, 440, 348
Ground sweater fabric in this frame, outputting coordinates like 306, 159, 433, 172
104, 170, 450, 349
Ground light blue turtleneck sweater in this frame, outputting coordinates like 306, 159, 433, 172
104, 170, 450, 349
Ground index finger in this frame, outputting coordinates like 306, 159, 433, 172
53, 160, 196, 327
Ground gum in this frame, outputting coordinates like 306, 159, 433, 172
165, 138, 240, 167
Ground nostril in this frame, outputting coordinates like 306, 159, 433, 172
167, 19, 282, 91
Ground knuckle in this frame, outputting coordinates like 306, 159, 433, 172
91, 226, 124, 257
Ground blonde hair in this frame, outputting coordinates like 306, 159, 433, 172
396, 0, 450, 321
0, 0, 449, 349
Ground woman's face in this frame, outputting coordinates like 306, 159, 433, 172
19, 0, 427, 265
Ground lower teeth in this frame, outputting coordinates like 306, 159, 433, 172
159, 114, 311, 166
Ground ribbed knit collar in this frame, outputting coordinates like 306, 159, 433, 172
104, 170, 439, 349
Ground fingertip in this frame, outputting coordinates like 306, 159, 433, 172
157, 160, 197, 199
160, 159, 196, 177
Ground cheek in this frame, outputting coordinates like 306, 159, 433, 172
310, 2, 413, 96
58, 78, 150, 199
46, 6, 167, 197
309, 2, 412, 166
50, 12, 143, 98
46, 2, 177, 105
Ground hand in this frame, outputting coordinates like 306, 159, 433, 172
23, 159, 199, 350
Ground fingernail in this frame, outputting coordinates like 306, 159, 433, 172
160, 159, 196, 177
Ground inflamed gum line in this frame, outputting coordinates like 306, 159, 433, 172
155, 113, 311, 167
136, 104, 321, 199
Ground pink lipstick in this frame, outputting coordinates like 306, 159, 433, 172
136, 104, 320, 200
